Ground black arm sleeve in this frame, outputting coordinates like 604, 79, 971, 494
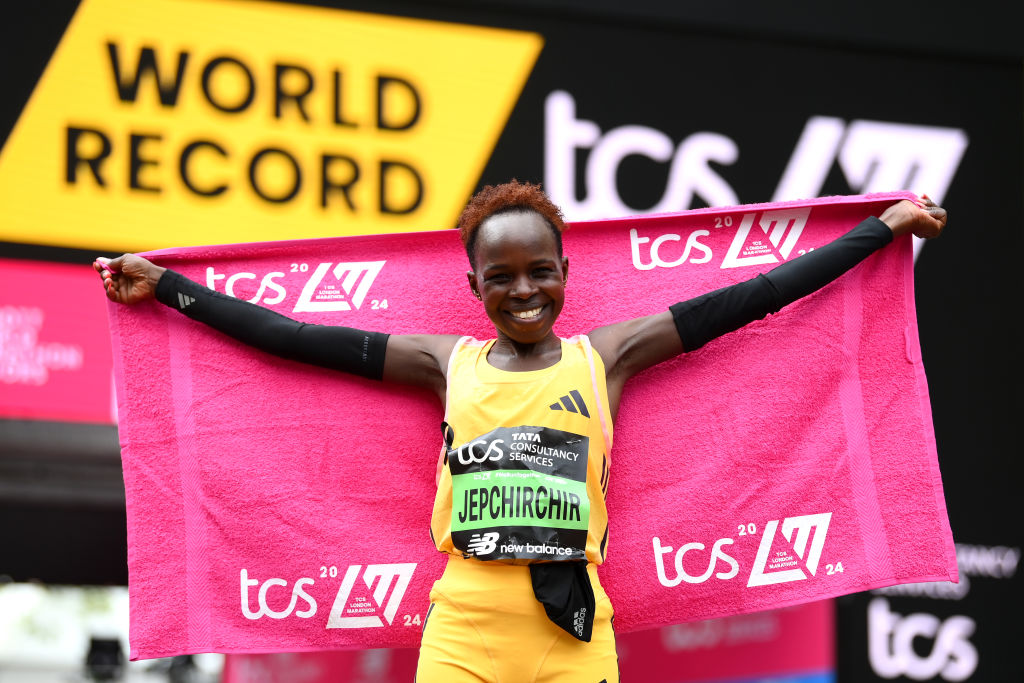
669, 216, 893, 351
155, 269, 389, 380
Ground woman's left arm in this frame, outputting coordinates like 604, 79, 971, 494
590, 198, 946, 411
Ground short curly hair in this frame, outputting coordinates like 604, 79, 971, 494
457, 180, 567, 267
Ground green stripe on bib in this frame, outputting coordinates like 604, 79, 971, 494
451, 470, 590, 532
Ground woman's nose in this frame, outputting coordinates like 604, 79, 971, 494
510, 274, 536, 298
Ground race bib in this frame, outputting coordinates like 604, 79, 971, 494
447, 425, 590, 561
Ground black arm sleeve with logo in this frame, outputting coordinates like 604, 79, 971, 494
155, 269, 389, 380
670, 216, 893, 352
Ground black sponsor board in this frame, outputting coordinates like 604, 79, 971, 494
447, 425, 589, 480
836, 543, 1021, 681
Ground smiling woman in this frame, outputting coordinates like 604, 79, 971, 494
469, 211, 568, 353
94, 179, 945, 683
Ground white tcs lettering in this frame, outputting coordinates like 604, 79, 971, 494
545, 90, 737, 221
240, 568, 317, 620
652, 536, 739, 587
455, 439, 505, 466
629, 228, 712, 270
206, 267, 287, 304
868, 597, 977, 681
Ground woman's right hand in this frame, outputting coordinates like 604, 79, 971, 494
878, 196, 947, 239
93, 255, 167, 305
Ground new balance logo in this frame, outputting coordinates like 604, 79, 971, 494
549, 389, 590, 418
747, 512, 832, 587
466, 532, 499, 556
177, 292, 195, 309
326, 563, 416, 629
293, 261, 385, 313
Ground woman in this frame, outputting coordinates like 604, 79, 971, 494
97, 181, 946, 682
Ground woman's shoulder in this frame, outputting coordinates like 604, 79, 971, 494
559, 334, 606, 368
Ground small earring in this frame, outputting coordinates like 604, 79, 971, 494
474, 292, 482, 300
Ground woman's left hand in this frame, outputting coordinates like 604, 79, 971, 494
878, 196, 947, 239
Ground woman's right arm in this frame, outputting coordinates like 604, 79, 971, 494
95, 255, 457, 394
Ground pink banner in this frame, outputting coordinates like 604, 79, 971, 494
109, 193, 956, 659
0, 258, 114, 423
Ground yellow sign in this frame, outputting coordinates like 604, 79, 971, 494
0, 0, 542, 251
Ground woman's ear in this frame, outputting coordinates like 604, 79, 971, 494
466, 270, 482, 300
561, 257, 569, 285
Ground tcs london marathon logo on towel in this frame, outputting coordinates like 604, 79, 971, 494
628, 206, 816, 272
240, 562, 424, 629
652, 512, 836, 588
0, 0, 542, 251
197, 259, 387, 314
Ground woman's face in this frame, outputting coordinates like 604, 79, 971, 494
467, 210, 569, 345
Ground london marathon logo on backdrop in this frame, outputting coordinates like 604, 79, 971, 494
544, 89, 966, 264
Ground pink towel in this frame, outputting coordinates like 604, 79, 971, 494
108, 192, 956, 660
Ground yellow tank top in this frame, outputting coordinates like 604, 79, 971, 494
430, 335, 613, 565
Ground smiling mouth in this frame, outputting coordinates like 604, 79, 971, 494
510, 306, 544, 320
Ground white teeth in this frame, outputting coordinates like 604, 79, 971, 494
512, 307, 543, 319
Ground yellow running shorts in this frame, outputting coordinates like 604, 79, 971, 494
416, 556, 618, 683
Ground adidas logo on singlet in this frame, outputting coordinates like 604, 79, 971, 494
549, 389, 590, 418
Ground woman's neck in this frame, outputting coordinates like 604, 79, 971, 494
487, 333, 562, 371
